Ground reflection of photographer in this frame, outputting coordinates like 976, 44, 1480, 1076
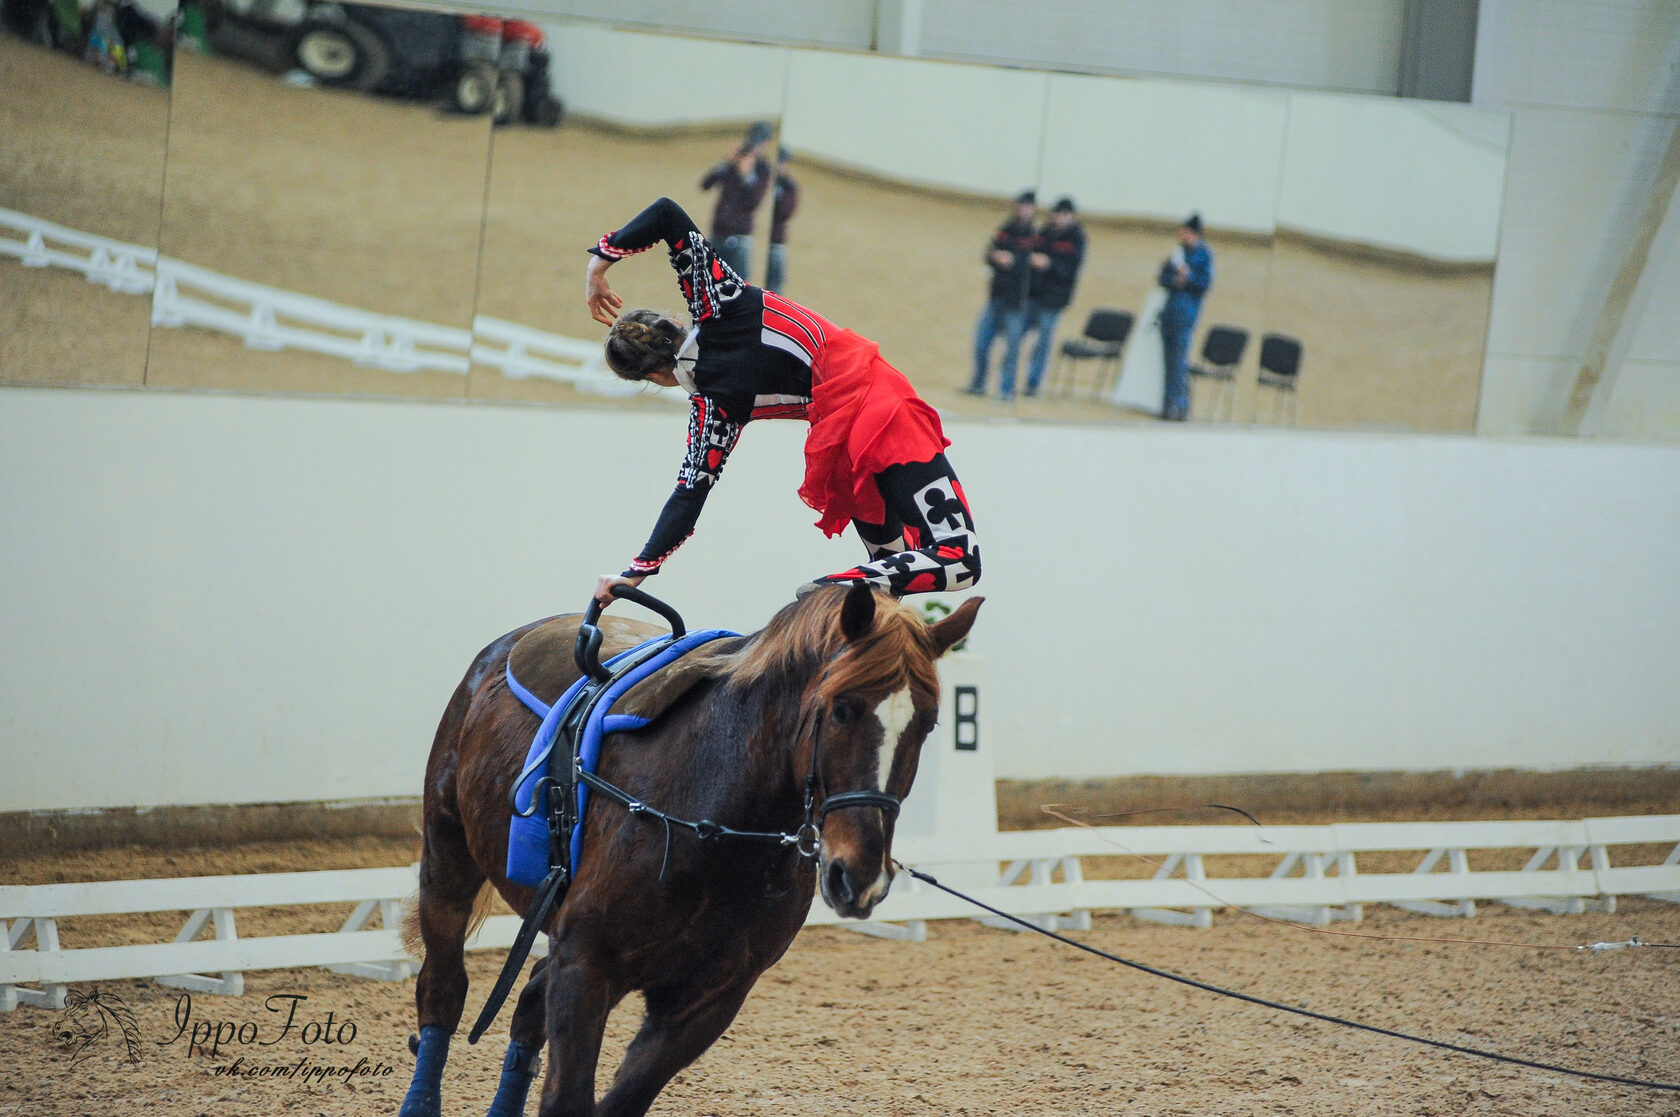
1156, 212, 1213, 422
698, 121, 774, 284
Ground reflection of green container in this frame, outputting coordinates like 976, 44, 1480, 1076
52, 0, 81, 40
179, 2, 210, 55
131, 40, 170, 84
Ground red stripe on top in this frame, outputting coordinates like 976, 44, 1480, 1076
763, 291, 832, 350
762, 310, 819, 361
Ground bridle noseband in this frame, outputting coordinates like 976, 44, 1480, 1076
797, 705, 903, 857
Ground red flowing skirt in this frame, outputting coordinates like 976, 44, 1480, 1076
799, 329, 950, 537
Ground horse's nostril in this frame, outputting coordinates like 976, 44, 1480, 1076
825, 860, 854, 906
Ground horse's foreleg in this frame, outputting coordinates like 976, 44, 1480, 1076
533, 957, 616, 1117
482, 956, 548, 1117
593, 979, 756, 1117
401, 816, 485, 1117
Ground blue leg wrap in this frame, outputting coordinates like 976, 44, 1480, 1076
485, 1041, 542, 1117
399, 1025, 451, 1117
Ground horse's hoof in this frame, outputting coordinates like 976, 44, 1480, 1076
408, 1031, 420, 1055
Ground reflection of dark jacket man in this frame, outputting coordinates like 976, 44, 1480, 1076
985, 212, 1039, 308
967, 190, 1041, 399
1029, 210, 1085, 311
1019, 197, 1086, 396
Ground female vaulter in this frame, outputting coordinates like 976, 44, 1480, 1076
585, 196, 980, 608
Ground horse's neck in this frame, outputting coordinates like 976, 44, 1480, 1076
686, 678, 807, 816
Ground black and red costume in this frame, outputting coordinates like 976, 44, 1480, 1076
591, 197, 981, 597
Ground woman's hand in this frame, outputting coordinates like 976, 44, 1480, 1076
594, 573, 645, 607
586, 256, 623, 325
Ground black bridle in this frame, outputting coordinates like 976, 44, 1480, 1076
805, 707, 903, 834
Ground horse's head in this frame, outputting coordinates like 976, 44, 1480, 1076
793, 583, 981, 919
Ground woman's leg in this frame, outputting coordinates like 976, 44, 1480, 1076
813, 455, 980, 596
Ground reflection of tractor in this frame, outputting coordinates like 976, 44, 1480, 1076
285, 4, 560, 126
449, 14, 558, 127
203, 0, 561, 126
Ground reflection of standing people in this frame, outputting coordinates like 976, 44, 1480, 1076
966, 191, 1039, 401
1157, 213, 1213, 421
699, 122, 774, 284
764, 146, 799, 293
1023, 196, 1086, 397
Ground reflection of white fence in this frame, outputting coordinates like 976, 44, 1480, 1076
472, 315, 681, 400
0, 208, 157, 295
4, 815, 1676, 1008
151, 257, 472, 375
2, 208, 658, 396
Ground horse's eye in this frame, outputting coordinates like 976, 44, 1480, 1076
829, 700, 854, 726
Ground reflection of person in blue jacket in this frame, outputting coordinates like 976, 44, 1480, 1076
1157, 213, 1213, 421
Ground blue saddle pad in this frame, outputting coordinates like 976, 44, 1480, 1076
505, 628, 737, 888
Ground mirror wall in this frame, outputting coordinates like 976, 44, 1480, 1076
0, 14, 1509, 433
0, 0, 176, 385
145, 0, 493, 397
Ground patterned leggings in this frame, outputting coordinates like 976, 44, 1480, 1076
813, 454, 981, 596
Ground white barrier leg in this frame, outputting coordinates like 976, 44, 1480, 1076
3, 917, 68, 1010
156, 908, 245, 997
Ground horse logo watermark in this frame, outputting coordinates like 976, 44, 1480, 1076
52, 988, 143, 1067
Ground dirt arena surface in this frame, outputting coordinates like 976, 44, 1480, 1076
4, 797, 1676, 1117
3, 33, 1492, 431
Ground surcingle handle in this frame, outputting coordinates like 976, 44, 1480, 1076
575, 586, 688, 681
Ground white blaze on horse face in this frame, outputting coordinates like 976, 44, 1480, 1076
848, 685, 916, 910
873, 686, 918, 761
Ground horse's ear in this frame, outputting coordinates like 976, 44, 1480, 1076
839, 581, 876, 641
928, 596, 983, 657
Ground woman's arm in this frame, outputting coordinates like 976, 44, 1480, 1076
618, 395, 746, 583
591, 197, 742, 323
586, 255, 623, 325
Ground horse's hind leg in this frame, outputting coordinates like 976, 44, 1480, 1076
400, 813, 485, 1117
593, 978, 756, 1117
533, 955, 618, 1117
483, 956, 547, 1117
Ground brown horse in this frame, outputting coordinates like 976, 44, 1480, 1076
399, 582, 981, 1117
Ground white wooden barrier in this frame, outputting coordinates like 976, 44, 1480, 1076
0, 208, 157, 295
0, 867, 417, 1012
4, 815, 1676, 1010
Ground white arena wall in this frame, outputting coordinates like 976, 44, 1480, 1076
2, 386, 1676, 815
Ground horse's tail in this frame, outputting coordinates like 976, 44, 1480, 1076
401, 881, 496, 962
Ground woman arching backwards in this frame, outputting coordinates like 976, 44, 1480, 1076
586, 196, 981, 606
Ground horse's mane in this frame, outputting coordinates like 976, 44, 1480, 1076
695, 587, 941, 707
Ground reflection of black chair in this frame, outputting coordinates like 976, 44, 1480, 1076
1050, 309, 1133, 398
1187, 325, 1248, 422
1255, 333, 1303, 425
